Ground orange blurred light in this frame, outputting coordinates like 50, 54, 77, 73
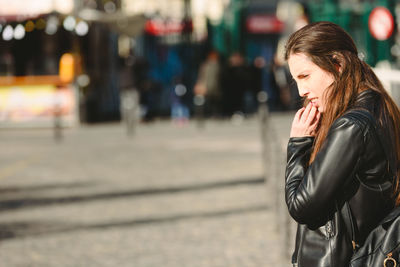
25, 20, 35, 32
59, 53, 75, 83
36, 18, 46, 30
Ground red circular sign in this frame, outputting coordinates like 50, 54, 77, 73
368, 7, 394, 41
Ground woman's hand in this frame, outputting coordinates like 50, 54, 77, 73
290, 103, 321, 137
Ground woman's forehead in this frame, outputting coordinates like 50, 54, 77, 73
288, 53, 314, 73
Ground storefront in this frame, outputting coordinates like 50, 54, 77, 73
0, 9, 80, 127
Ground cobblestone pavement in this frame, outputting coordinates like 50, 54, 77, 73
0, 112, 294, 267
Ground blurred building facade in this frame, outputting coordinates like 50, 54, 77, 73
307, 0, 396, 66
0, 0, 399, 125
0, 0, 81, 127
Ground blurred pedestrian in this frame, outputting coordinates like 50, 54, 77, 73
171, 76, 189, 125
220, 52, 251, 117
119, 56, 139, 135
271, 51, 301, 110
284, 22, 400, 267
132, 57, 154, 122
194, 50, 222, 117
248, 56, 264, 113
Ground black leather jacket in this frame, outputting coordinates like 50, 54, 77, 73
285, 90, 395, 267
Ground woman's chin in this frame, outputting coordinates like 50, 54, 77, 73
314, 104, 323, 112
311, 102, 322, 112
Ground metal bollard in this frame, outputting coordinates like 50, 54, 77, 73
53, 90, 63, 143
194, 95, 206, 129
258, 91, 269, 177
120, 89, 139, 137
54, 104, 62, 142
277, 135, 292, 259
257, 91, 281, 231
258, 90, 293, 259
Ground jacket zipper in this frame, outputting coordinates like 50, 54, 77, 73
326, 221, 334, 240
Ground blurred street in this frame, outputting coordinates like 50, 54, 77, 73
0, 0, 399, 265
0, 113, 293, 267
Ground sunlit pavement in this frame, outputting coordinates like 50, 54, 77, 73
0, 112, 294, 267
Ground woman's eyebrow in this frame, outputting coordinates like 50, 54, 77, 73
296, 71, 310, 79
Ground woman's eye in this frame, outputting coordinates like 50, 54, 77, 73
299, 74, 309, 79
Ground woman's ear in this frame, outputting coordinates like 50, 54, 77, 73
332, 54, 343, 73
335, 62, 342, 73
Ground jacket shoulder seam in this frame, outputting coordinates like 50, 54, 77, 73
337, 111, 371, 136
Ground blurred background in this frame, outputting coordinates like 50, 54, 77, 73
1, 0, 400, 124
0, 0, 399, 266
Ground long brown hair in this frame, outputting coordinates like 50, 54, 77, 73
285, 21, 400, 206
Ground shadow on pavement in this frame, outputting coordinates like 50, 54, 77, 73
0, 182, 96, 194
0, 204, 269, 241
0, 176, 265, 212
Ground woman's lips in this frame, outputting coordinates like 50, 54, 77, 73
310, 99, 319, 108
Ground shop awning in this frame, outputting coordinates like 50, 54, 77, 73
77, 8, 147, 37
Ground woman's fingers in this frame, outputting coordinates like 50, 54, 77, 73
310, 110, 320, 129
290, 104, 321, 137
300, 103, 314, 123
305, 105, 317, 125
312, 111, 321, 126
296, 107, 305, 117
294, 107, 305, 121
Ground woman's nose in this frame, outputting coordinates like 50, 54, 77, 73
297, 87, 308, 97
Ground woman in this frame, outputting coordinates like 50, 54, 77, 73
284, 21, 400, 267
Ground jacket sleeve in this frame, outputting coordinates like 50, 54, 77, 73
285, 117, 365, 224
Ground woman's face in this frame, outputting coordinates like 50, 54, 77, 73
288, 53, 335, 113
